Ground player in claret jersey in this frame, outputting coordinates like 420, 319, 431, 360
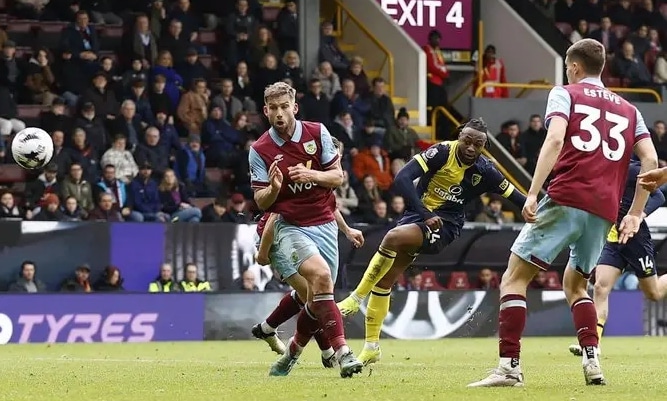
249, 82, 362, 378
468, 38, 658, 388
568, 158, 666, 357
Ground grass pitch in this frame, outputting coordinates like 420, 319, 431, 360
0, 337, 663, 401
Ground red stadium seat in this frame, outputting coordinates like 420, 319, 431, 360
220, 168, 233, 182
205, 167, 222, 183
262, 7, 281, 23
447, 271, 470, 290
0, 165, 27, 184
544, 271, 562, 289
14, 46, 32, 58
603, 77, 622, 88
6, 21, 34, 46
191, 197, 214, 210
421, 270, 444, 290
645, 50, 658, 74
35, 21, 68, 50
588, 23, 600, 32
612, 25, 629, 40
198, 30, 217, 46
555, 22, 572, 36
17, 105, 45, 120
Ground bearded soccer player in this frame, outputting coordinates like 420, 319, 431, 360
336, 118, 526, 365
468, 38, 658, 388
251, 138, 364, 367
249, 82, 362, 378
568, 159, 665, 356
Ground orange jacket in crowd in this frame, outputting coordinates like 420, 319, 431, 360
352, 149, 393, 191
474, 57, 509, 98
423, 44, 449, 86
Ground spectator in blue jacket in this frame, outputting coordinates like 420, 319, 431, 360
158, 169, 202, 222
154, 111, 182, 156
202, 105, 241, 167
330, 78, 370, 128
150, 51, 183, 110
94, 164, 143, 222
176, 134, 210, 197
128, 162, 168, 222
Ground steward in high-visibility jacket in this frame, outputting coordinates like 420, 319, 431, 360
180, 279, 211, 292
148, 277, 182, 292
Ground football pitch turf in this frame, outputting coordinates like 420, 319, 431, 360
0, 337, 663, 401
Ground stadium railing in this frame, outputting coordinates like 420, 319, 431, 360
474, 82, 663, 103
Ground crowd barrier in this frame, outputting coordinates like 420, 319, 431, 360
0, 291, 657, 344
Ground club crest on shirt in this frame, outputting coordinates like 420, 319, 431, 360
303, 140, 317, 155
472, 174, 482, 186
424, 147, 438, 159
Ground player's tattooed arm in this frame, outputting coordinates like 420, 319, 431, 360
256, 213, 278, 266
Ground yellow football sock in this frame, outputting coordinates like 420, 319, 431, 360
597, 319, 606, 341
354, 246, 397, 299
365, 286, 392, 343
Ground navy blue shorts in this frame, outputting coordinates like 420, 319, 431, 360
395, 211, 460, 255
597, 235, 656, 279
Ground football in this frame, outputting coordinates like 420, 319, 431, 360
11, 127, 54, 170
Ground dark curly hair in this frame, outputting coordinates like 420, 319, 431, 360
457, 118, 490, 149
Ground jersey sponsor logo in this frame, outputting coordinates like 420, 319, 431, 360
303, 140, 317, 155
287, 161, 318, 193
433, 185, 464, 204
472, 174, 481, 186
424, 147, 438, 159
499, 179, 509, 191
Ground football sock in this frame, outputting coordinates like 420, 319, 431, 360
293, 304, 319, 347
313, 329, 332, 351
365, 287, 392, 343
596, 319, 606, 341
311, 293, 347, 352
263, 290, 303, 333
498, 294, 527, 369
353, 246, 397, 300
572, 297, 598, 352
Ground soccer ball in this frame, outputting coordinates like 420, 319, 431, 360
11, 127, 54, 170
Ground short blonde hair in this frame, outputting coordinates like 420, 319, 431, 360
264, 81, 296, 103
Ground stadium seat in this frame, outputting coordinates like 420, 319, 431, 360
35, 21, 68, 50
0, 164, 27, 184
421, 270, 444, 290
544, 271, 562, 289
205, 167, 222, 184
14, 46, 31, 59
262, 7, 281, 23
612, 25, 629, 40
6, 20, 34, 47
191, 197, 213, 210
603, 77, 622, 88
555, 22, 572, 37
446, 271, 470, 290
99, 24, 123, 51
198, 29, 217, 46
18, 105, 46, 127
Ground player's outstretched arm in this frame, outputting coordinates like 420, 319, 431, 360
638, 167, 667, 192
256, 213, 278, 266
529, 116, 567, 197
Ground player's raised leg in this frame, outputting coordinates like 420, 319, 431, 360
358, 252, 415, 365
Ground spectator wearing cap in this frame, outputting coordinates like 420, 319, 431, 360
68, 128, 100, 182
88, 192, 123, 222
60, 264, 93, 292
75, 100, 109, 153
202, 105, 241, 168
61, 162, 94, 215
122, 14, 158, 68
94, 265, 125, 292
385, 108, 419, 160
176, 48, 210, 91
158, 21, 189, 67
176, 134, 209, 197
180, 263, 211, 292
423, 29, 449, 117
8, 261, 46, 293
0, 190, 30, 220
318, 21, 349, 77
60, 10, 100, 78
177, 78, 209, 135
40, 97, 73, 135
475, 194, 513, 224
94, 164, 143, 221
150, 51, 183, 111
352, 137, 393, 191
158, 169, 202, 222
149, 263, 181, 292
299, 78, 331, 126
276, 0, 299, 53
110, 99, 144, 150
134, 126, 169, 177
223, 0, 257, 67
0, 85, 26, 138
79, 71, 120, 122
125, 79, 155, 126
211, 79, 244, 124
25, 163, 61, 213
33, 193, 64, 221
221, 194, 250, 223
25, 47, 57, 106
122, 58, 149, 92
100, 135, 139, 183
61, 196, 86, 221
0, 40, 28, 98
201, 196, 227, 222
128, 162, 168, 222
53, 46, 84, 107
149, 74, 173, 115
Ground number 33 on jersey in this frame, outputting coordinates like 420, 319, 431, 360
543, 78, 651, 223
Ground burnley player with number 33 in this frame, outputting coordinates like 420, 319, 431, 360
469, 38, 658, 388
249, 82, 363, 378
